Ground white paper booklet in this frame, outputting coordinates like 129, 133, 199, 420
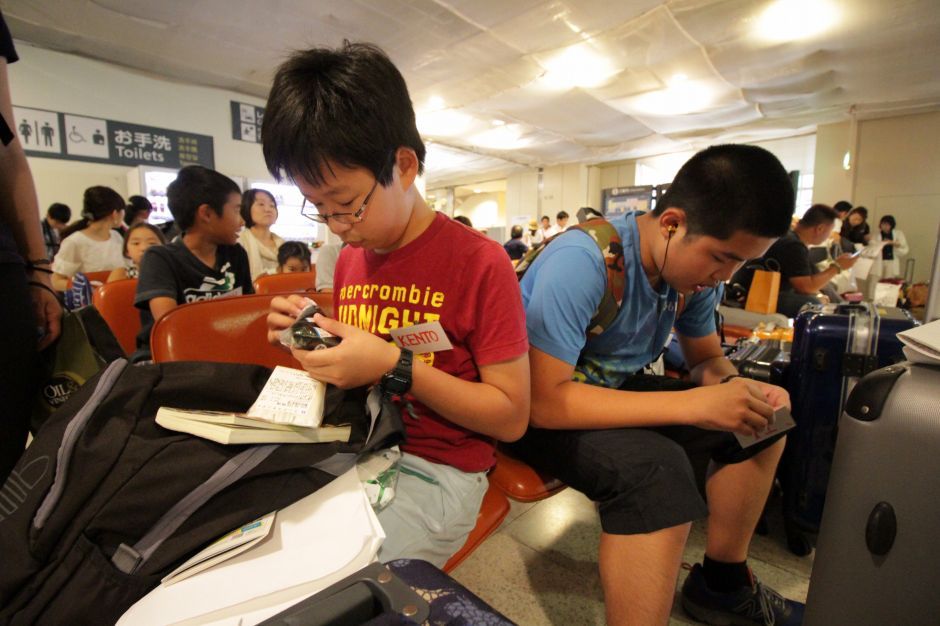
734, 406, 797, 449
118, 467, 384, 626
898, 320, 940, 365
246, 365, 326, 428
161, 513, 276, 586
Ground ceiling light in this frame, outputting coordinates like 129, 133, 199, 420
417, 108, 473, 137
630, 77, 716, 116
473, 188, 482, 193
426, 95, 445, 111
469, 124, 529, 150
538, 43, 617, 89
754, 0, 839, 42
491, 119, 505, 126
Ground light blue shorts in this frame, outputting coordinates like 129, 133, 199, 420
376, 452, 488, 568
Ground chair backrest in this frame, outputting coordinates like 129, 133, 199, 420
253, 270, 317, 295
92, 278, 140, 356
150, 293, 333, 368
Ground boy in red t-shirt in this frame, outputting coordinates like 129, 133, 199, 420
263, 42, 530, 567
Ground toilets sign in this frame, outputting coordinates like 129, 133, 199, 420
13, 105, 214, 169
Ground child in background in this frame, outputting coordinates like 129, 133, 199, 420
51, 186, 125, 290
134, 166, 253, 361
276, 241, 311, 273
108, 222, 166, 282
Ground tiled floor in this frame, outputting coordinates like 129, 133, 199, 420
451, 488, 813, 625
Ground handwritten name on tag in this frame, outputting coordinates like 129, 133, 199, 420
389, 321, 453, 353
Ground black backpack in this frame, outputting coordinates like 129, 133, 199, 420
0, 359, 403, 625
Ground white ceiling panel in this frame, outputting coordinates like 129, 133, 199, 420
5, 0, 940, 187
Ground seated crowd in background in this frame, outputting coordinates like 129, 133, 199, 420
732, 204, 858, 317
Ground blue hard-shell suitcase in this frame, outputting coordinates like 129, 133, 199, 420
805, 362, 940, 625
780, 302, 915, 553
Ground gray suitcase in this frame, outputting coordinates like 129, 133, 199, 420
804, 362, 940, 625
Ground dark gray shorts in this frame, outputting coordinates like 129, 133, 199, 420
508, 374, 784, 535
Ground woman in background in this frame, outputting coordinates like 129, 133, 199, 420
123, 195, 152, 231
51, 185, 125, 290
238, 188, 284, 280
868, 214, 910, 299
840, 206, 871, 251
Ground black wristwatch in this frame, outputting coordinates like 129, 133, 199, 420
381, 348, 414, 396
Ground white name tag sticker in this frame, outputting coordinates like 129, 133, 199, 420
390, 321, 453, 353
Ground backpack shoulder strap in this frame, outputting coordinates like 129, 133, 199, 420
516, 217, 625, 338
570, 219, 625, 337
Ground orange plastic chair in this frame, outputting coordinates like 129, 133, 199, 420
150, 292, 333, 366
489, 445, 566, 502
253, 270, 317, 295
92, 278, 140, 356
442, 479, 510, 572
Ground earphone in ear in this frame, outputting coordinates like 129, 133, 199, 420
667, 224, 678, 237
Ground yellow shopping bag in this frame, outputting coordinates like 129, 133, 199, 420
745, 268, 781, 314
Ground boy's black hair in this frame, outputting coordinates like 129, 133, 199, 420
833, 200, 852, 215
277, 240, 311, 267
880, 214, 896, 229
510, 225, 524, 239
167, 165, 240, 232
125, 195, 153, 226
798, 204, 838, 228
849, 206, 869, 220
122, 222, 167, 257
453, 215, 473, 228
540, 215, 550, 224
263, 41, 425, 187
60, 186, 124, 239
47, 202, 71, 223
556, 210, 569, 220
241, 188, 278, 228
653, 144, 794, 240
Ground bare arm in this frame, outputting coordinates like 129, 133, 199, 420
528, 345, 773, 436
789, 253, 857, 294
274, 303, 530, 442
0, 59, 61, 347
148, 296, 178, 324
680, 332, 736, 387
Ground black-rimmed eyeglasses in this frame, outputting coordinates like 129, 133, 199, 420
300, 177, 381, 225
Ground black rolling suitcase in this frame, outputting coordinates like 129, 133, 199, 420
804, 362, 940, 625
726, 339, 790, 383
779, 302, 915, 554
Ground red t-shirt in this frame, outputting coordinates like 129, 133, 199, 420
333, 213, 528, 472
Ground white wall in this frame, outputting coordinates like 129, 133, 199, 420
9, 43, 270, 217
853, 112, 940, 283
455, 191, 505, 229
812, 121, 854, 206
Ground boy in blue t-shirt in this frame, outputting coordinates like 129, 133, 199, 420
515, 145, 803, 626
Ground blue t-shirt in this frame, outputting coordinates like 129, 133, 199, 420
520, 212, 720, 388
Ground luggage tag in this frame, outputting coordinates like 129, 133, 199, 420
389, 321, 453, 353
734, 406, 796, 449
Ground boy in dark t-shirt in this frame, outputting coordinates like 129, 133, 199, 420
134, 166, 253, 360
